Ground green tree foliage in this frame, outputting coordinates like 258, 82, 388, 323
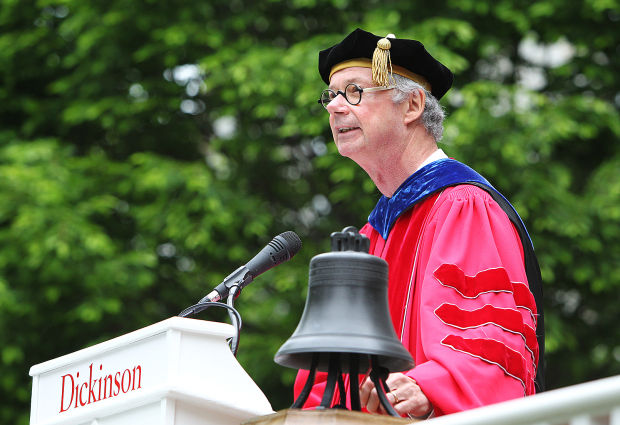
1, 0, 618, 423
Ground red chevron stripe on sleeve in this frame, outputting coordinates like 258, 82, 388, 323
441, 335, 534, 394
433, 264, 537, 321
435, 303, 539, 366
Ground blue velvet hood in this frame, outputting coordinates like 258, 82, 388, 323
368, 158, 528, 242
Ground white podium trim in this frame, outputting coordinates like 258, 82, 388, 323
29, 317, 235, 376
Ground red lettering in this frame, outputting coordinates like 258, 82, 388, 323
59, 373, 74, 413
74, 372, 80, 408
114, 371, 121, 396
98, 364, 103, 400
59, 363, 142, 412
132, 365, 142, 390
103, 374, 113, 399
79, 382, 88, 406
88, 363, 97, 404
121, 369, 131, 393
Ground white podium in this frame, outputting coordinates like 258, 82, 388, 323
29, 317, 274, 425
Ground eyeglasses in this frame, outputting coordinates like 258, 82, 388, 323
318, 83, 395, 109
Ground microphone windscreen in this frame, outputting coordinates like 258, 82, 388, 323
246, 231, 302, 276
277, 231, 302, 257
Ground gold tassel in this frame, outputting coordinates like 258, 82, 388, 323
372, 36, 393, 87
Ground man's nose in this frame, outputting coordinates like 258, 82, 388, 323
326, 93, 349, 114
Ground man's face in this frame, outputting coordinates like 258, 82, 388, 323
326, 67, 406, 165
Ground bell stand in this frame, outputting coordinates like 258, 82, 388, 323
292, 353, 400, 417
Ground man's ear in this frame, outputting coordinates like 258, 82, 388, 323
403, 88, 425, 125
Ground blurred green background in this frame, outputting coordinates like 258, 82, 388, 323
1, 0, 619, 423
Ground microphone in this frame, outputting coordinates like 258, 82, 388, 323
200, 231, 302, 302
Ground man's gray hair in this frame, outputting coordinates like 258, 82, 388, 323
391, 74, 445, 142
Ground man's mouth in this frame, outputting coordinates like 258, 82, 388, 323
338, 127, 359, 133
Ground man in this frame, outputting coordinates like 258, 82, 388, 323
294, 28, 544, 418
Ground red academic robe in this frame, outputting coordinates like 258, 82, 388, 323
294, 185, 539, 416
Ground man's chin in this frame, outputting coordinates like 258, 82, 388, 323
335, 142, 362, 160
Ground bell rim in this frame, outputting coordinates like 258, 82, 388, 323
275, 332, 414, 372
274, 350, 414, 373
275, 345, 413, 362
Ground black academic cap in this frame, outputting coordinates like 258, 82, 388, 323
318, 28, 454, 100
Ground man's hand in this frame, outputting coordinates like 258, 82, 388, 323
359, 372, 432, 418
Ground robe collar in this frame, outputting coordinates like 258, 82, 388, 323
368, 158, 496, 240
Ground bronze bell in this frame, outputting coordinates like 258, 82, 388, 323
274, 227, 413, 415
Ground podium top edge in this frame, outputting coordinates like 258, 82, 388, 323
29, 317, 235, 376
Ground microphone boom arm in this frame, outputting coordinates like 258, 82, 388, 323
179, 230, 302, 355
200, 266, 252, 303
